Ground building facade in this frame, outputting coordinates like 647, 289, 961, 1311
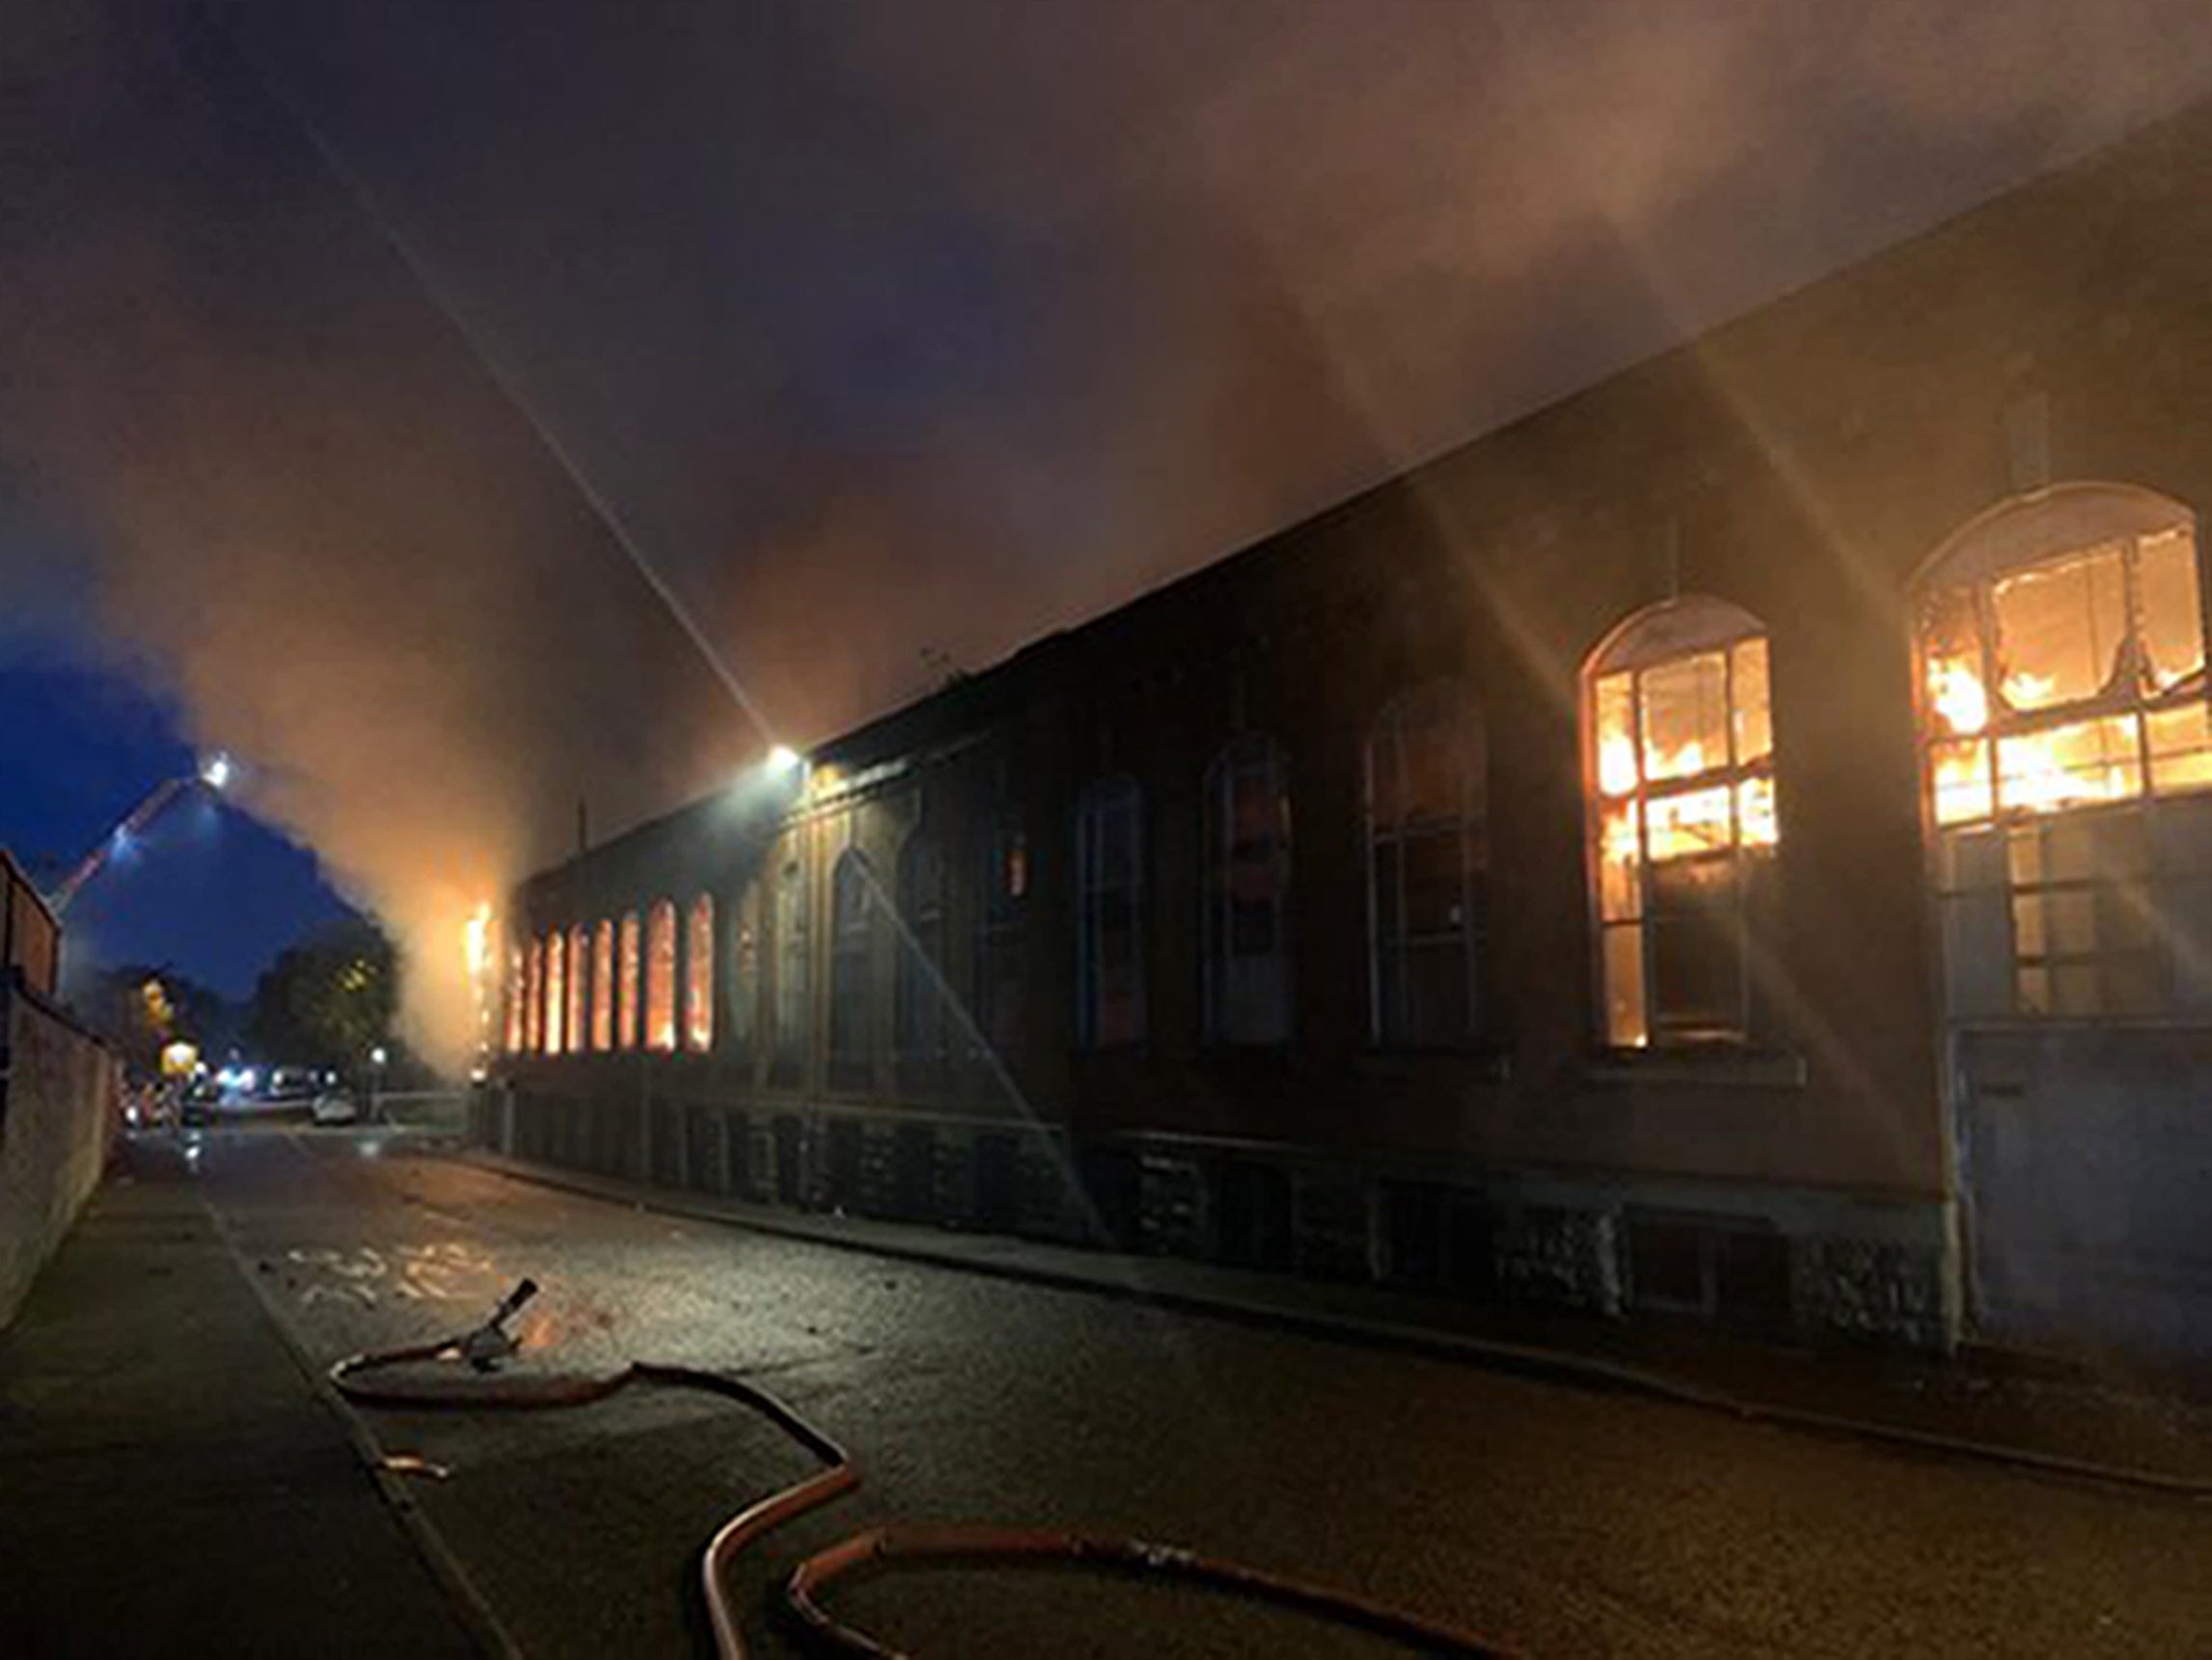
483, 104, 2212, 1359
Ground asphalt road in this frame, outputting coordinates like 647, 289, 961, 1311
186, 1129, 2211, 1659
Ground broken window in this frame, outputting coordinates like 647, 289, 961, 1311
617, 912, 641, 1050
645, 899, 678, 1052
1917, 491, 2210, 1018
1585, 600, 1777, 1049
1077, 776, 1146, 1048
1366, 686, 1487, 1048
686, 894, 715, 1053
1204, 736, 1293, 1047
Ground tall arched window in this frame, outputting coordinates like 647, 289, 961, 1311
566, 924, 588, 1054
728, 883, 760, 1059
830, 850, 880, 1089
590, 920, 614, 1051
895, 831, 949, 1087
525, 937, 545, 1054
686, 893, 715, 1052
772, 844, 809, 1085
1365, 687, 1486, 1048
505, 944, 525, 1054
617, 912, 642, 1050
1203, 737, 1293, 1047
1917, 486, 2212, 1018
1586, 599, 1777, 1048
645, 899, 678, 1051
1076, 776, 1145, 1048
544, 931, 567, 1056
977, 812, 1028, 1054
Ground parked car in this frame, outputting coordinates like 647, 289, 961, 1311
310, 1088, 359, 1127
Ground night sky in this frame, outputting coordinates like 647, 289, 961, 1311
8, 1, 2212, 1042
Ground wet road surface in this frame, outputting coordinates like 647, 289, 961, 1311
182, 1128, 2212, 1658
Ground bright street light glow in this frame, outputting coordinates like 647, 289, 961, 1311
200, 752, 233, 791
369, 1046, 389, 1068
766, 744, 803, 776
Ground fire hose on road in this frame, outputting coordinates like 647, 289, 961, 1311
331, 1280, 1516, 1659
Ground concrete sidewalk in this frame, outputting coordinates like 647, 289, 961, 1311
463, 1147, 2212, 1497
0, 1140, 482, 1659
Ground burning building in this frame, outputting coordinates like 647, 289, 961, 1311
480, 99, 2212, 1359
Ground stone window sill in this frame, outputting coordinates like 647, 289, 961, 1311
1579, 1047, 1807, 1090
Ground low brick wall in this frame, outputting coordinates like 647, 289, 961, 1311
479, 1086, 1954, 1349
0, 974, 118, 1329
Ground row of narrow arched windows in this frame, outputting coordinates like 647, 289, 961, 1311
505, 486, 2212, 1064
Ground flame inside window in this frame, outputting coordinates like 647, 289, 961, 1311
1919, 522, 2208, 830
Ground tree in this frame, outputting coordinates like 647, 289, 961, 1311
247, 917, 401, 1070
76, 964, 244, 1079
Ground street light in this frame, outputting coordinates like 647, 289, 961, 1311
369, 1045, 388, 1124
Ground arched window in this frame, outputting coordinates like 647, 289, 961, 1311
617, 912, 642, 1050
977, 812, 1028, 1054
728, 882, 760, 1059
565, 924, 588, 1054
1203, 737, 1293, 1046
1586, 600, 1777, 1048
505, 944, 525, 1054
590, 921, 614, 1051
1076, 776, 1145, 1048
644, 899, 678, 1051
772, 844, 809, 1085
524, 938, 544, 1054
1365, 687, 1486, 1048
829, 850, 880, 1089
686, 893, 716, 1052
544, 931, 567, 1056
1916, 486, 2211, 1017
895, 830, 949, 1085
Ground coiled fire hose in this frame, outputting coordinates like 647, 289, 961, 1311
331, 1281, 1516, 1658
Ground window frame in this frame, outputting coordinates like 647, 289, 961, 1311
1202, 735, 1294, 1048
1363, 685, 1488, 1051
828, 848, 880, 1090
644, 898, 679, 1053
1915, 487, 2212, 1022
1075, 775, 1147, 1051
1583, 599, 1778, 1051
894, 829, 951, 1084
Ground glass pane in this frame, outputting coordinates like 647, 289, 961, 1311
1640, 651, 1728, 782
1595, 672, 1638, 796
1931, 739, 1993, 826
1645, 784, 1732, 861
2146, 701, 2212, 795
2137, 526, 2203, 693
1400, 701, 1463, 824
1403, 939, 1470, 1047
1921, 588, 1990, 737
1731, 639, 1772, 765
1602, 925, 1648, 1048
2015, 964, 2051, 1016
1647, 857, 1744, 1039
1736, 776, 1778, 849
2011, 891, 2045, 958
1598, 803, 1642, 921
1992, 543, 2128, 711
1402, 829, 1466, 936
593, 923, 614, 1051
1994, 716, 2143, 814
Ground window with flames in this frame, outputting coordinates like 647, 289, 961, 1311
1918, 503, 2212, 1019
645, 899, 678, 1051
1587, 601, 1776, 1049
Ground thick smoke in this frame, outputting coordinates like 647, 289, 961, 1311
3, 3, 750, 1063
8, 0, 2212, 1062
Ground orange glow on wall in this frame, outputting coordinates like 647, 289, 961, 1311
544, 931, 566, 1056
645, 899, 677, 1052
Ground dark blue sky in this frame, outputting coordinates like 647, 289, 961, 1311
0, 645, 351, 998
